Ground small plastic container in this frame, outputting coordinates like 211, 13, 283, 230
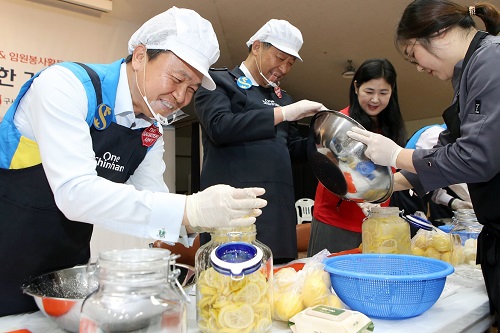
80, 248, 188, 332
362, 206, 411, 254
195, 225, 273, 333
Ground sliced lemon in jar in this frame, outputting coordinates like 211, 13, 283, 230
218, 303, 254, 329
254, 317, 272, 332
378, 239, 397, 253
233, 282, 261, 305
253, 302, 271, 320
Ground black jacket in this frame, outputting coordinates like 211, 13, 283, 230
194, 67, 307, 259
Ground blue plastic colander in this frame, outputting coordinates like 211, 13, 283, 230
323, 254, 454, 319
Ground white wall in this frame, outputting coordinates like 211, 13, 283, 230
0, 0, 176, 256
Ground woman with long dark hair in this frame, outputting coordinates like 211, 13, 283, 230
308, 58, 407, 256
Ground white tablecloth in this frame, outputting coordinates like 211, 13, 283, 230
0, 266, 493, 333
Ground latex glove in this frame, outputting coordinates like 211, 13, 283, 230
347, 127, 403, 167
186, 185, 267, 230
448, 183, 471, 202
281, 100, 327, 121
357, 202, 381, 216
450, 199, 473, 210
431, 188, 473, 210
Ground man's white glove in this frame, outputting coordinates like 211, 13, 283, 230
347, 127, 403, 168
451, 199, 473, 210
448, 183, 471, 202
186, 185, 267, 230
281, 100, 327, 122
431, 188, 473, 210
356, 202, 381, 216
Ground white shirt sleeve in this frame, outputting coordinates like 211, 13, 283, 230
15, 65, 187, 244
415, 126, 445, 150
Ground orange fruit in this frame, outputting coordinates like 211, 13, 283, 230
42, 297, 76, 316
7, 330, 32, 333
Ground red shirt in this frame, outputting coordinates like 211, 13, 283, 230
312, 107, 391, 232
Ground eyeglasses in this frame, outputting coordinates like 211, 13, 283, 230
404, 39, 419, 65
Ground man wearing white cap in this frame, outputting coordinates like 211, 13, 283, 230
0, 7, 267, 316
195, 19, 325, 263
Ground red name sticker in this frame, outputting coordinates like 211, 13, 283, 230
142, 124, 162, 147
274, 86, 282, 99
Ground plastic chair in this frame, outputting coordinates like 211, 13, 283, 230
295, 198, 314, 258
295, 198, 314, 224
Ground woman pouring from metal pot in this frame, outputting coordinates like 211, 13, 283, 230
346, 0, 500, 326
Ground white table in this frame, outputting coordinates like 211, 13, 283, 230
0, 266, 493, 333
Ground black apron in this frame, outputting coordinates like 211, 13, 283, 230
199, 71, 298, 261
0, 65, 151, 316
442, 31, 500, 318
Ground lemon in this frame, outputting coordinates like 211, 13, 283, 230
451, 246, 464, 266
197, 266, 272, 332
199, 285, 217, 296
411, 246, 425, 256
253, 302, 271, 320
212, 296, 231, 309
413, 233, 429, 249
464, 238, 477, 249
254, 317, 272, 332
233, 282, 261, 305
464, 247, 477, 263
424, 247, 441, 259
273, 267, 298, 290
431, 233, 452, 252
218, 303, 254, 329
206, 314, 221, 332
325, 293, 342, 308
302, 270, 330, 308
441, 251, 452, 263
378, 239, 398, 253
273, 290, 304, 321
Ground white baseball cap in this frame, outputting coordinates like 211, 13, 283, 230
246, 19, 303, 62
128, 7, 220, 90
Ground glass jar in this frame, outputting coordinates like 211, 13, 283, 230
451, 209, 482, 246
450, 209, 482, 267
195, 225, 273, 333
362, 206, 411, 254
80, 248, 188, 333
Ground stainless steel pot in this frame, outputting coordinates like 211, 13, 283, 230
307, 110, 393, 203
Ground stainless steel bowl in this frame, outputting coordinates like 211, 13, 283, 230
22, 262, 196, 332
22, 265, 97, 333
308, 110, 393, 203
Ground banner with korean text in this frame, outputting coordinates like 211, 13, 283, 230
0, 0, 136, 120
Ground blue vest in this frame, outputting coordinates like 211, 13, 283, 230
0, 59, 123, 169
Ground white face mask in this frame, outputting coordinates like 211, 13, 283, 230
254, 55, 278, 88
141, 93, 188, 126
134, 57, 188, 126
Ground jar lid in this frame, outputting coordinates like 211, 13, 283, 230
210, 242, 263, 277
403, 214, 433, 231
